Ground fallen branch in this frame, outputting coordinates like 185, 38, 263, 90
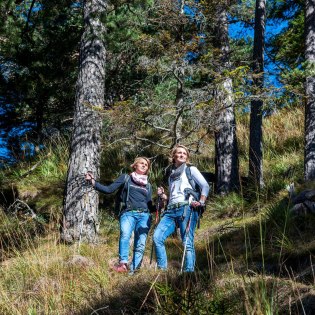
139, 273, 160, 311
21, 152, 51, 178
7, 199, 37, 219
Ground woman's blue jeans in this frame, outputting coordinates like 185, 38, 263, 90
153, 204, 198, 272
119, 211, 151, 271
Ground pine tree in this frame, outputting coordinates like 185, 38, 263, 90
61, 0, 107, 243
0, 1, 82, 148
304, 0, 315, 180
213, 3, 239, 194
248, 0, 266, 188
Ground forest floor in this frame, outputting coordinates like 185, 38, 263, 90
1, 190, 315, 315
1, 106, 315, 314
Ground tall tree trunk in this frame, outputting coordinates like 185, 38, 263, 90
304, 0, 315, 181
61, 0, 107, 243
248, 0, 266, 189
173, 67, 184, 146
214, 6, 239, 195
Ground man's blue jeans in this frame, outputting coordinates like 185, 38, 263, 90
153, 204, 198, 272
119, 211, 151, 271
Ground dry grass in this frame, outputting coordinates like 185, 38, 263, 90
0, 229, 150, 314
1, 106, 314, 314
237, 106, 304, 178
1, 203, 315, 314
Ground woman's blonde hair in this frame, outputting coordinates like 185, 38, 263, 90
130, 157, 151, 174
169, 144, 190, 164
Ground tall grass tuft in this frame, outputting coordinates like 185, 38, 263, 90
151, 272, 238, 315
0, 136, 69, 184
35, 136, 70, 181
0, 208, 45, 261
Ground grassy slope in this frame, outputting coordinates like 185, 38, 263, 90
1, 106, 315, 314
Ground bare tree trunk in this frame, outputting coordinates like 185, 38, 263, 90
305, 0, 315, 181
248, 0, 266, 189
173, 67, 184, 146
61, 0, 107, 243
214, 6, 239, 195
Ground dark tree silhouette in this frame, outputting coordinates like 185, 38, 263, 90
248, 0, 266, 188
304, 0, 315, 180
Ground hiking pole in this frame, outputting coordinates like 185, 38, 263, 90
197, 204, 205, 229
150, 195, 161, 266
180, 209, 193, 273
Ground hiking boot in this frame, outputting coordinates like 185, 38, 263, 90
112, 262, 128, 273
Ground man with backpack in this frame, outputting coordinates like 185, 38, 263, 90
85, 157, 153, 274
153, 145, 209, 272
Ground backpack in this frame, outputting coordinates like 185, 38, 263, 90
164, 165, 214, 201
115, 174, 152, 217
185, 165, 201, 200
185, 166, 214, 228
186, 165, 214, 200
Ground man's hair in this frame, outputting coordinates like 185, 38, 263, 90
130, 157, 151, 174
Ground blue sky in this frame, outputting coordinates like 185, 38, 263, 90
182, 1, 288, 87
229, 18, 289, 87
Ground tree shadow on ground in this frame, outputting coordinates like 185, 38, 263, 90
196, 195, 315, 279
76, 268, 241, 315
76, 273, 158, 315
194, 195, 315, 314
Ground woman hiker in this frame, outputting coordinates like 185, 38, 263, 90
85, 157, 153, 274
153, 145, 210, 272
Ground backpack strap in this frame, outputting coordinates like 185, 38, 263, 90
185, 165, 202, 202
185, 165, 196, 191
120, 174, 131, 208
146, 182, 152, 200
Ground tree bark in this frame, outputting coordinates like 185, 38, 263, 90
305, 0, 315, 181
173, 67, 184, 146
248, 0, 266, 189
61, 0, 107, 243
214, 6, 239, 195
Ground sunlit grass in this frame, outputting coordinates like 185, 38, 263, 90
0, 231, 113, 314
0, 106, 313, 314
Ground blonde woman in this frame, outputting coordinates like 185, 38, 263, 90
153, 145, 209, 272
86, 157, 153, 273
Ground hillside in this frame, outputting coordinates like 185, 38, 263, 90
1, 106, 315, 315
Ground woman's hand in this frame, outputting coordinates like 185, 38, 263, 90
157, 186, 167, 201
190, 195, 206, 208
85, 172, 95, 187
190, 201, 202, 208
